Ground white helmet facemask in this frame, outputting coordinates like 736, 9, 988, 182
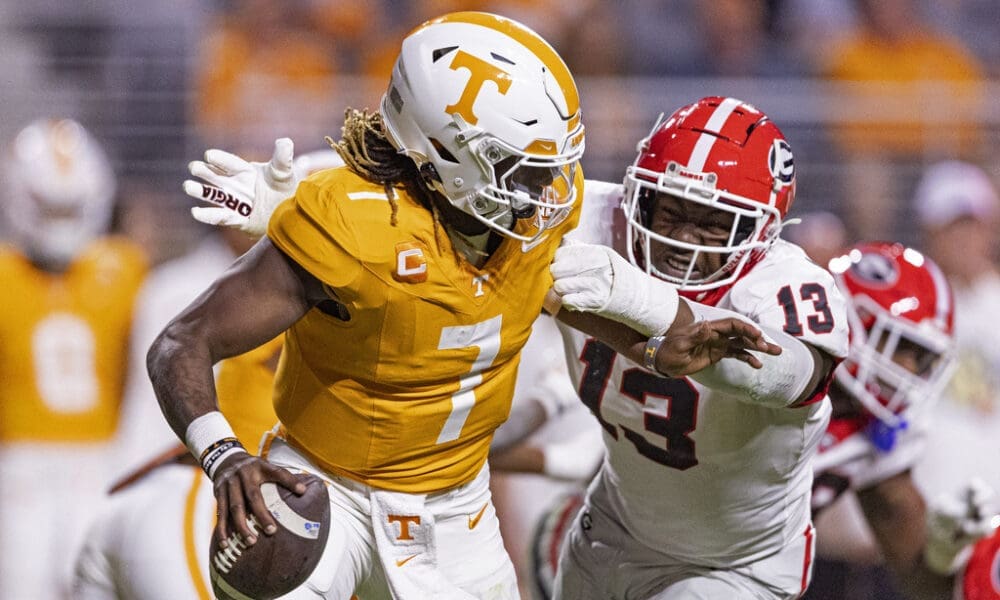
836, 295, 957, 428
624, 160, 782, 291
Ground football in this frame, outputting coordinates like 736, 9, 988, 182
209, 474, 330, 600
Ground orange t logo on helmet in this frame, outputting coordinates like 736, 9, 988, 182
445, 50, 512, 125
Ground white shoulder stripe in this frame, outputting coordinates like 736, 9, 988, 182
687, 97, 742, 172
347, 191, 389, 202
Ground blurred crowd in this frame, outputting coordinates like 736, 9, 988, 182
1, 0, 998, 261
1, 1, 1000, 599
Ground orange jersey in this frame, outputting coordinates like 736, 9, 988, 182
215, 335, 282, 451
0, 238, 147, 442
267, 167, 581, 493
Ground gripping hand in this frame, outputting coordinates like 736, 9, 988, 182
550, 242, 679, 337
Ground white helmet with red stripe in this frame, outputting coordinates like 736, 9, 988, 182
623, 96, 795, 292
829, 241, 957, 427
380, 11, 585, 242
1, 118, 115, 270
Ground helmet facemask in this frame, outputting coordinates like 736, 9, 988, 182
836, 295, 957, 428
624, 160, 782, 291
460, 124, 581, 239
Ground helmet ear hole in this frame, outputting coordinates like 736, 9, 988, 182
429, 138, 459, 164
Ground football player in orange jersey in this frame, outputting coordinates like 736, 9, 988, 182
0, 118, 148, 599
73, 149, 342, 600
154, 12, 775, 600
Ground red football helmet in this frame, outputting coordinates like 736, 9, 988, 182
830, 241, 957, 426
623, 96, 796, 292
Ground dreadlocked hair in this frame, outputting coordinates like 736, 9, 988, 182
326, 108, 426, 227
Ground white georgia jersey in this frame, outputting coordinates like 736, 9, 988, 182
557, 180, 850, 566
810, 411, 928, 514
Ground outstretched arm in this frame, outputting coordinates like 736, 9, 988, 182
147, 237, 326, 546
549, 242, 780, 378
555, 302, 780, 378
549, 242, 835, 406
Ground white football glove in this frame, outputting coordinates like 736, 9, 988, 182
550, 242, 679, 337
184, 138, 298, 238
924, 478, 1000, 575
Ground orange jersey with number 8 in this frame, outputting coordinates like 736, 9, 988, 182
0, 239, 147, 442
267, 167, 580, 493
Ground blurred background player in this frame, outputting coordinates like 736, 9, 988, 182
0, 118, 147, 599
955, 508, 1000, 600
806, 241, 964, 599
546, 96, 849, 599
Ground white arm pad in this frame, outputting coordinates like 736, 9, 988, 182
686, 302, 817, 408
550, 243, 679, 337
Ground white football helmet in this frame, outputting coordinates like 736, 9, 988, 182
2, 118, 115, 269
380, 12, 585, 241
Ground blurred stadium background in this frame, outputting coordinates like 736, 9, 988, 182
2, 0, 998, 266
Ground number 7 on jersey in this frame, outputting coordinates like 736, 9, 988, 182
436, 315, 503, 444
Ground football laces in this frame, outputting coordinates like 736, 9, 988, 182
212, 515, 261, 574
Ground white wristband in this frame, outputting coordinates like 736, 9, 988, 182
185, 411, 247, 478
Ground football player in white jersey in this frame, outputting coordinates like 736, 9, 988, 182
546, 96, 850, 599
807, 240, 1000, 600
